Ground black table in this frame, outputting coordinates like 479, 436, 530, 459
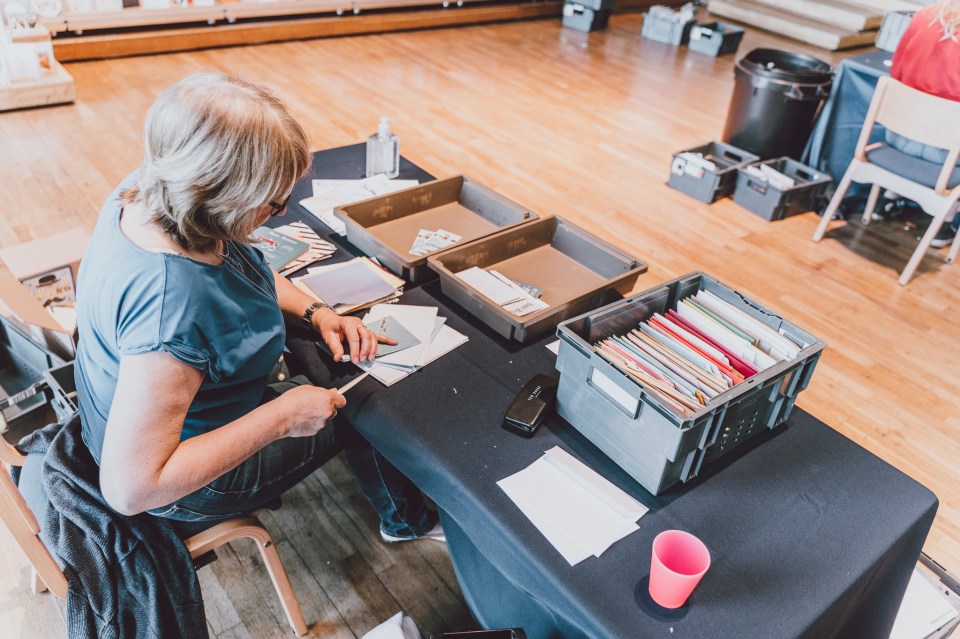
802, 51, 893, 201
286, 146, 938, 639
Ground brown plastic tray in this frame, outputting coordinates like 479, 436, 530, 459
334, 176, 538, 283
427, 216, 647, 342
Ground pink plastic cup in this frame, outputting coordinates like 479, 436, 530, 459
648, 530, 711, 609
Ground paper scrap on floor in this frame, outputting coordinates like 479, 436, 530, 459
890, 567, 960, 639
456, 266, 549, 317
498, 446, 648, 566
356, 303, 468, 386
299, 175, 419, 235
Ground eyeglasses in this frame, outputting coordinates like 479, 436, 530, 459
267, 193, 291, 217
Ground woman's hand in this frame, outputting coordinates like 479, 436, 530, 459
313, 309, 397, 364
277, 385, 346, 438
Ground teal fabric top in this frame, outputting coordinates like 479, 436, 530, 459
75, 181, 285, 464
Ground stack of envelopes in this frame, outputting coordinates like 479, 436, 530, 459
293, 257, 403, 315
595, 289, 807, 416
357, 304, 468, 386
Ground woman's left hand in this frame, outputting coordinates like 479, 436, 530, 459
314, 310, 397, 364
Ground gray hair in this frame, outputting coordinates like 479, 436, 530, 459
122, 73, 311, 251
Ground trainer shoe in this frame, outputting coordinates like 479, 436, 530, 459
380, 521, 446, 544
930, 225, 957, 249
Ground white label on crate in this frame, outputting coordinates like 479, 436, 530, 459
590, 368, 641, 416
563, 3, 574, 16
691, 27, 702, 40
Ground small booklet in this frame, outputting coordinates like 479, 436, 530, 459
252, 226, 310, 272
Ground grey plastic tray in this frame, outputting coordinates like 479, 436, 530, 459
334, 176, 538, 283
562, 3, 611, 32
428, 216, 647, 343
732, 157, 831, 221
688, 21, 745, 57
641, 13, 695, 46
876, 11, 914, 53
668, 141, 759, 204
555, 272, 825, 495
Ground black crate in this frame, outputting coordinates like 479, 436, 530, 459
668, 141, 759, 203
732, 158, 832, 221
562, 3, 610, 32
688, 21, 745, 57
641, 12, 694, 46
0, 315, 64, 437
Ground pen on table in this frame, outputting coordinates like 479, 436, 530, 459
337, 372, 369, 395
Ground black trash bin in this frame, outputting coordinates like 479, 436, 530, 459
722, 49, 833, 160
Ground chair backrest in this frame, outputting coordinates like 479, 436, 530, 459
856, 76, 960, 193
0, 437, 69, 598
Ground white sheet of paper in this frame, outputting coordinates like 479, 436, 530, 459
545, 340, 561, 355
890, 568, 959, 639
364, 304, 439, 368
455, 266, 526, 306
497, 446, 646, 565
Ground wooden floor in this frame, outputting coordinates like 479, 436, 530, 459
2, 11, 959, 637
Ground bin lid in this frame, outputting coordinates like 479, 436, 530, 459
736, 48, 833, 84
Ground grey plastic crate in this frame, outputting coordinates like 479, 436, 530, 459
688, 21, 745, 57
43, 361, 77, 421
564, 0, 613, 11
668, 141, 759, 203
876, 11, 915, 53
428, 216, 646, 342
562, 3, 611, 32
641, 12, 695, 46
335, 176, 538, 283
732, 157, 831, 221
555, 272, 825, 495
0, 315, 64, 433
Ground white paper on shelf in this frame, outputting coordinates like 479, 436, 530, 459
890, 568, 959, 639
497, 446, 647, 565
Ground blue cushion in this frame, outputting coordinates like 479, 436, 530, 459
866, 145, 960, 190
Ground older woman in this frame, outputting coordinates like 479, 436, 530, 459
75, 73, 441, 542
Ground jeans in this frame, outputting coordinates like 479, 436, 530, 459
147, 375, 435, 539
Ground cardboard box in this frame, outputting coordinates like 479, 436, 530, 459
0, 228, 89, 360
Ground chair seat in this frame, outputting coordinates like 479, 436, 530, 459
866, 145, 960, 190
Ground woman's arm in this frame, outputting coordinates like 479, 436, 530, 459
273, 270, 394, 363
99, 350, 344, 516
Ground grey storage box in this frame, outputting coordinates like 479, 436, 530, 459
641, 12, 695, 46
688, 21, 745, 57
732, 157, 831, 221
428, 216, 646, 342
875, 11, 915, 53
668, 141, 759, 203
335, 176, 538, 283
0, 315, 64, 436
564, 0, 613, 11
555, 272, 825, 495
562, 3, 611, 32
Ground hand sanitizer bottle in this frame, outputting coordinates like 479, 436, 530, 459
365, 116, 400, 179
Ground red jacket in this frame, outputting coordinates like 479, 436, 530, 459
891, 6, 960, 102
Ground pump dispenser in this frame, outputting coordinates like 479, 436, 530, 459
365, 116, 400, 179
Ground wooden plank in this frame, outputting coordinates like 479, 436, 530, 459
749, 0, 883, 31
707, 0, 878, 50
51, 2, 562, 61
838, 0, 925, 11
0, 62, 76, 112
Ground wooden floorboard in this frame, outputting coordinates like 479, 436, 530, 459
1, 12, 958, 637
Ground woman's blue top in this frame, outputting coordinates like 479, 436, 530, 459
75, 182, 285, 464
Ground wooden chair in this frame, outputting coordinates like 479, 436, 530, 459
0, 432, 308, 637
812, 75, 960, 285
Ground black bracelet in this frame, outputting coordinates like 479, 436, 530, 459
302, 301, 329, 328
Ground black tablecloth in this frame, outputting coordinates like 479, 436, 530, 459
286, 283, 937, 639
283, 145, 938, 639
